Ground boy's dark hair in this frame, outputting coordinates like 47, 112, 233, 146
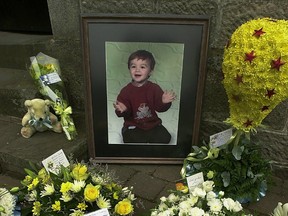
128, 50, 156, 70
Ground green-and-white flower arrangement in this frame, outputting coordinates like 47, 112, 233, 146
151, 180, 248, 216
181, 17, 288, 203
15, 158, 135, 216
0, 188, 17, 216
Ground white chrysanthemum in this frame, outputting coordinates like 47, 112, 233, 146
222, 197, 243, 212
40, 184, 55, 197
208, 198, 223, 212
206, 191, 217, 201
25, 189, 37, 201
192, 187, 206, 198
179, 200, 192, 210
60, 192, 73, 202
160, 196, 167, 202
158, 203, 169, 211
0, 188, 16, 216
189, 207, 205, 216
96, 195, 111, 209
187, 195, 198, 206
71, 180, 85, 193
69, 209, 85, 216
167, 193, 179, 202
233, 200, 243, 212
128, 192, 136, 201
202, 181, 214, 192
91, 175, 105, 184
158, 209, 174, 216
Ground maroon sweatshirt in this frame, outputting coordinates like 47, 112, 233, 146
115, 81, 171, 130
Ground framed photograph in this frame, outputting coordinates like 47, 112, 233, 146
81, 14, 210, 164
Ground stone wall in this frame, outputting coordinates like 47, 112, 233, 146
46, 0, 288, 172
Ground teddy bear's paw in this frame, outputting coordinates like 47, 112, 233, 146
53, 122, 63, 133
21, 127, 34, 138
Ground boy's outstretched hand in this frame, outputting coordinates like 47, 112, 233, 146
162, 90, 176, 104
114, 101, 127, 113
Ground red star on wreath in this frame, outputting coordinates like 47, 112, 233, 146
261, 105, 269, 111
234, 74, 243, 85
253, 27, 265, 37
232, 94, 240, 102
245, 51, 256, 63
271, 57, 285, 71
266, 89, 276, 98
243, 119, 253, 127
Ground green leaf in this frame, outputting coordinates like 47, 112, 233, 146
221, 171, 230, 187
232, 145, 244, 160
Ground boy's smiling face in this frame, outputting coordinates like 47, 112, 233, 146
129, 58, 152, 87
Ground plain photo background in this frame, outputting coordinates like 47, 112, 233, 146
106, 42, 184, 145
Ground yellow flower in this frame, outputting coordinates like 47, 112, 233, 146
84, 183, 100, 202
44, 63, 56, 71
52, 200, 61, 212
32, 201, 42, 216
71, 163, 89, 181
175, 182, 189, 193
28, 178, 39, 191
38, 168, 50, 184
77, 202, 88, 211
207, 171, 214, 179
115, 199, 133, 215
113, 191, 119, 200
60, 181, 73, 193
23, 175, 33, 185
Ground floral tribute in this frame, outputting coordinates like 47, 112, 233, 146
29, 52, 77, 140
222, 17, 288, 132
151, 180, 248, 216
180, 17, 288, 204
15, 159, 135, 216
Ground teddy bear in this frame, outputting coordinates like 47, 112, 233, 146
21, 98, 62, 138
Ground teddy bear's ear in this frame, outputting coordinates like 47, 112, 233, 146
24, 100, 32, 108
44, 100, 51, 106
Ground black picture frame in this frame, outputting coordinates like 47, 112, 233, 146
81, 14, 210, 164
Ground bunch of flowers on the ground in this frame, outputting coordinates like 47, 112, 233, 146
16, 158, 135, 216
181, 130, 271, 202
29, 52, 77, 140
0, 188, 17, 216
151, 180, 248, 216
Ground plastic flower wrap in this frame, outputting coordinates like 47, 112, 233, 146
0, 188, 17, 216
151, 180, 248, 216
29, 52, 77, 140
222, 18, 288, 132
16, 159, 135, 216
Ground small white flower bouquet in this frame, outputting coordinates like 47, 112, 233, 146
151, 180, 248, 216
29, 52, 77, 140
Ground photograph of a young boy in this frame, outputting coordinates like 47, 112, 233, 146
114, 50, 176, 144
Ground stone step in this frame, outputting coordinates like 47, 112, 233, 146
0, 31, 52, 70
0, 114, 87, 178
0, 67, 39, 118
